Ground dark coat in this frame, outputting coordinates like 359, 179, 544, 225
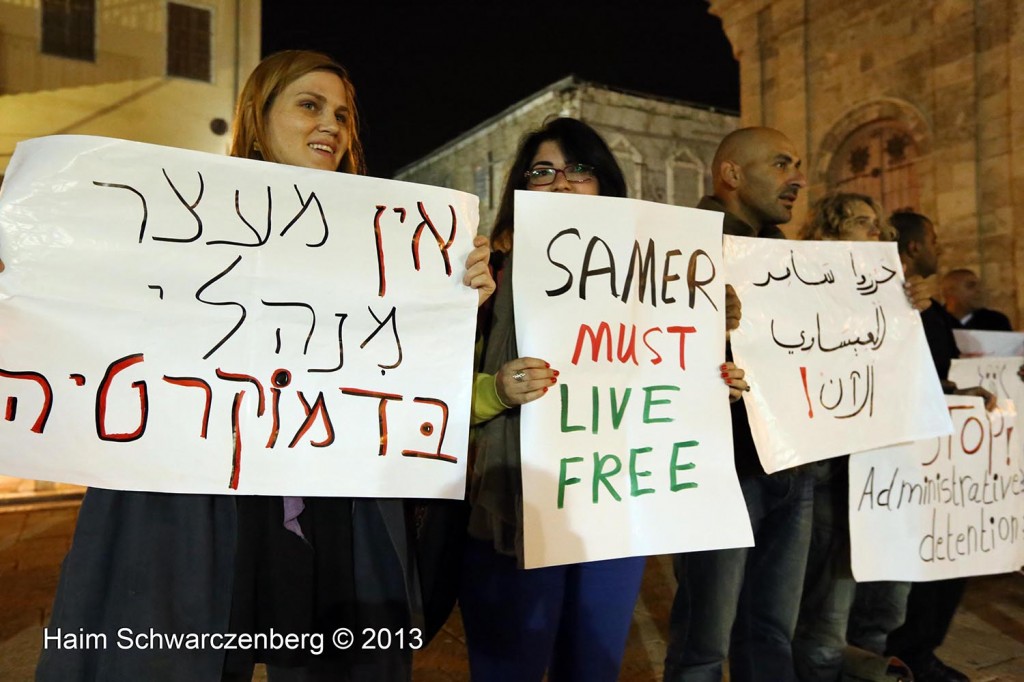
954, 306, 1013, 332
923, 299, 960, 382
36, 490, 420, 682
696, 195, 786, 478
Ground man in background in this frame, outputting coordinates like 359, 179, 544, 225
940, 268, 1013, 331
849, 211, 994, 682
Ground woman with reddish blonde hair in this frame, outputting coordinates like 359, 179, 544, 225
230, 50, 365, 175
37, 50, 493, 682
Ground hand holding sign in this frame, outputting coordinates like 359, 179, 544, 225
955, 385, 997, 411
903, 274, 932, 312
465, 235, 496, 307
495, 357, 557, 406
721, 362, 749, 402
725, 284, 742, 336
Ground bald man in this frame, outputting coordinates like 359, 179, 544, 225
664, 127, 813, 682
700, 126, 806, 238
940, 268, 1012, 331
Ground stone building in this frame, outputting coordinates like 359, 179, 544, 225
0, 0, 261, 180
709, 0, 1023, 327
0, 0, 261, 497
395, 76, 739, 234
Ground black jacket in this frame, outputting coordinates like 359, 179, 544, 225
949, 306, 1013, 332
697, 195, 785, 478
922, 299, 960, 382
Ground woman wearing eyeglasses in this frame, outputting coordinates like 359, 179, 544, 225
459, 117, 642, 682
462, 117, 748, 681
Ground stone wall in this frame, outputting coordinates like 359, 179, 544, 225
710, 0, 1023, 327
396, 78, 738, 235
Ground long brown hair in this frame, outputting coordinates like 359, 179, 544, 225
229, 50, 366, 175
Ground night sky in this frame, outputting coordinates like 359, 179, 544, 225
261, 1, 739, 178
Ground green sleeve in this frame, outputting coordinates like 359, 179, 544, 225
471, 372, 506, 425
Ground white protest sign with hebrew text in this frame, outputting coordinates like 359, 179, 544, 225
849, 396, 1024, 581
514, 191, 753, 569
724, 237, 952, 473
0, 136, 479, 497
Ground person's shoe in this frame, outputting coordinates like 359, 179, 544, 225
885, 656, 914, 682
907, 654, 969, 682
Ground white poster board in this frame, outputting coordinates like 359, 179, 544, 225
953, 329, 1024, 358
0, 136, 479, 498
724, 237, 952, 473
513, 191, 753, 569
949, 356, 1024, 410
849, 396, 1024, 581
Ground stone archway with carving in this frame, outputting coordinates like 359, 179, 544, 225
814, 99, 932, 215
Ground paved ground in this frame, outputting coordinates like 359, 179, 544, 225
2, 502, 1022, 681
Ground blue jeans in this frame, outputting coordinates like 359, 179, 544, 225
664, 470, 814, 682
847, 581, 911, 656
459, 539, 646, 682
792, 459, 858, 682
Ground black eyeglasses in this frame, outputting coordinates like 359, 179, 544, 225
524, 163, 596, 186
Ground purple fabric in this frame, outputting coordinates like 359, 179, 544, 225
283, 496, 306, 540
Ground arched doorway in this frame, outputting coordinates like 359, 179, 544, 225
828, 119, 921, 214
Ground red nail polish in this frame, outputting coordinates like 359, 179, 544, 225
725, 379, 733, 384
720, 364, 728, 371
544, 362, 550, 368
550, 377, 557, 383
721, 372, 729, 378
553, 370, 560, 377
543, 387, 549, 394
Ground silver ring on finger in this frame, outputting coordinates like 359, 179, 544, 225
512, 370, 527, 383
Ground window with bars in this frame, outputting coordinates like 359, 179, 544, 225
167, 3, 212, 82
41, 0, 96, 62
828, 120, 921, 215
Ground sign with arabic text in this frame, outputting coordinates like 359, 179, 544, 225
724, 237, 952, 473
514, 191, 753, 569
0, 136, 479, 497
